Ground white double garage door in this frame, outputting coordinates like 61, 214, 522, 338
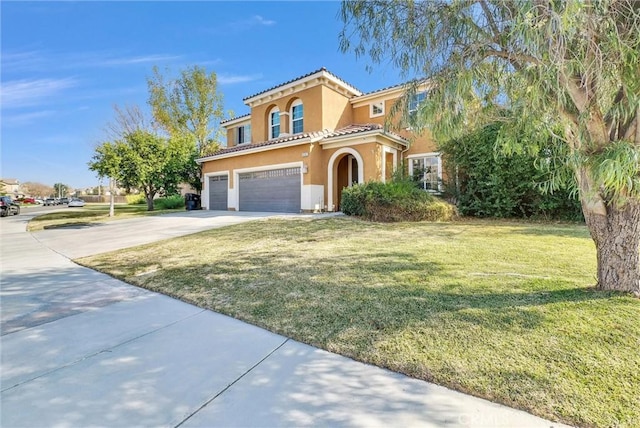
208, 167, 301, 213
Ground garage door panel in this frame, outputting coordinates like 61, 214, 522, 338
239, 167, 300, 213
208, 175, 228, 210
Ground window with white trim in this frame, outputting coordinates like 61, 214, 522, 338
370, 101, 384, 117
408, 92, 427, 114
291, 100, 303, 134
236, 124, 251, 144
409, 154, 441, 192
269, 107, 280, 139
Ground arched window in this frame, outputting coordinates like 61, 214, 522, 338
269, 107, 280, 139
290, 100, 303, 134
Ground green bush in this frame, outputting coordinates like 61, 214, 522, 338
341, 180, 456, 222
155, 195, 185, 210
440, 123, 583, 221
126, 194, 146, 205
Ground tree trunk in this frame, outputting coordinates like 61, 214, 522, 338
582, 198, 640, 296
109, 177, 115, 217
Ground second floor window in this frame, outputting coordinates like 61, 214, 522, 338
237, 124, 251, 144
409, 92, 427, 114
291, 101, 303, 134
269, 108, 280, 139
370, 101, 384, 118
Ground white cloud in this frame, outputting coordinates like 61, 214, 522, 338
1, 110, 56, 127
217, 73, 263, 85
0, 78, 78, 108
216, 14, 276, 33
89, 54, 182, 67
252, 15, 276, 26
1, 51, 44, 72
1, 49, 181, 73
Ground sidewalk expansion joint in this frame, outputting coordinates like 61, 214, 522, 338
174, 337, 290, 428
1, 309, 207, 393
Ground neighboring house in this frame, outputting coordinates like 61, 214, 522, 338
0, 178, 21, 198
197, 68, 442, 213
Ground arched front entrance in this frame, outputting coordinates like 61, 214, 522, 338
327, 148, 364, 211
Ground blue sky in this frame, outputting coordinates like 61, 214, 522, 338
1, 1, 404, 190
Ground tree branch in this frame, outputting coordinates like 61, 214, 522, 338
478, 0, 501, 41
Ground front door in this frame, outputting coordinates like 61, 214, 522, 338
336, 155, 358, 210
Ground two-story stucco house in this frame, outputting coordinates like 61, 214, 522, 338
197, 68, 442, 213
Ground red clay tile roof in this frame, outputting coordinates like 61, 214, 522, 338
211, 131, 319, 156
220, 113, 251, 125
356, 83, 404, 97
323, 123, 407, 142
205, 124, 407, 158
242, 67, 362, 101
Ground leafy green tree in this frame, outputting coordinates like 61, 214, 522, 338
148, 65, 225, 151
91, 131, 191, 211
88, 142, 121, 216
148, 66, 229, 193
341, 0, 640, 294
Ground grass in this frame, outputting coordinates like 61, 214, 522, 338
27, 203, 184, 231
77, 217, 640, 427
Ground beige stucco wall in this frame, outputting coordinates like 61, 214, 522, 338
226, 128, 236, 147
249, 85, 324, 142
321, 86, 352, 130
352, 101, 438, 156
201, 143, 317, 188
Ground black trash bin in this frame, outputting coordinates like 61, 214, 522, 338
185, 193, 201, 211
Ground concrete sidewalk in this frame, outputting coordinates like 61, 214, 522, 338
0, 211, 571, 427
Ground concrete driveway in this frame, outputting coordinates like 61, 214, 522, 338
0, 210, 570, 427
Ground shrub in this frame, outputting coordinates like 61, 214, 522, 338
440, 123, 583, 220
340, 183, 368, 217
341, 180, 456, 222
155, 195, 185, 210
126, 194, 146, 205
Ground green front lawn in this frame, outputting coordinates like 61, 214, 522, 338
27, 204, 184, 231
77, 217, 639, 427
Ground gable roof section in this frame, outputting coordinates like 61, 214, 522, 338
220, 113, 251, 126
351, 79, 433, 106
243, 68, 363, 107
196, 124, 407, 163
320, 124, 407, 146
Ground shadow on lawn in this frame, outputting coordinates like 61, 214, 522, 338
44, 222, 105, 230
511, 225, 590, 239
125, 248, 622, 344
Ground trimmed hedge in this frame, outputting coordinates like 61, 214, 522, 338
341, 181, 456, 222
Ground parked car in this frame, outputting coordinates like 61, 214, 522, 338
68, 198, 86, 207
0, 196, 20, 217
60, 197, 69, 204
44, 198, 56, 206
35, 198, 44, 204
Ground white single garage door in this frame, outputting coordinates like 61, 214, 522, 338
208, 175, 228, 210
238, 167, 301, 212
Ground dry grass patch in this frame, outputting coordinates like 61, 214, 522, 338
27, 204, 183, 231
78, 217, 640, 428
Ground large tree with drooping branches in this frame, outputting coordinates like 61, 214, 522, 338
340, 0, 640, 295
